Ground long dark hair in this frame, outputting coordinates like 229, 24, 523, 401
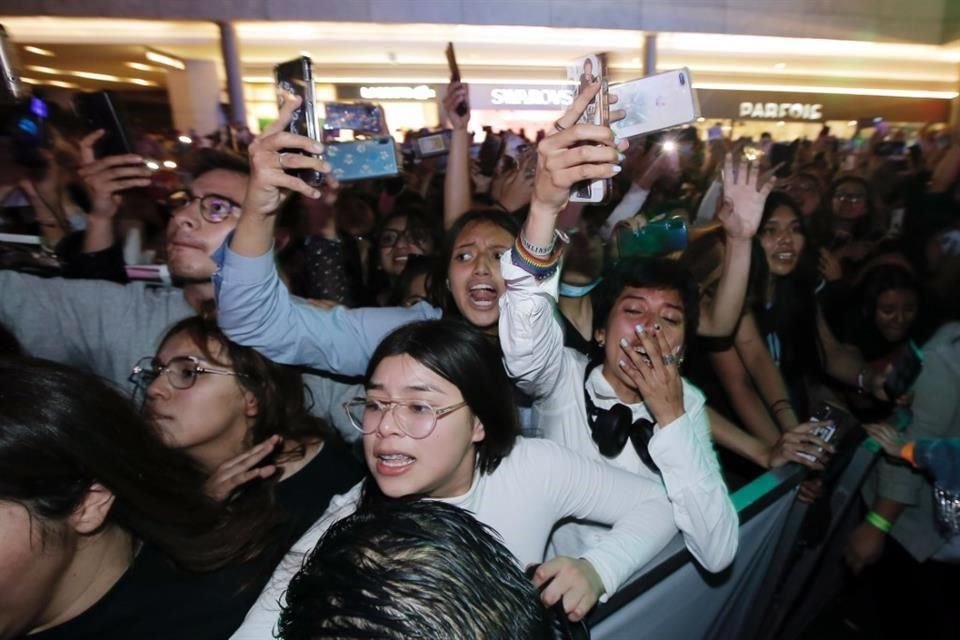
0, 356, 263, 571
360, 320, 520, 505
427, 209, 522, 319
750, 191, 824, 383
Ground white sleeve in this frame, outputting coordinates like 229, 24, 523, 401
648, 389, 739, 573
498, 250, 568, 399
599, 182, 650, 240
529, 440, 679, 598
230, 482, 364, 639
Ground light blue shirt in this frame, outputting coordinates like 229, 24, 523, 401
211, 237, 442, 377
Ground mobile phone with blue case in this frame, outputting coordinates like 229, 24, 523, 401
325, 137, 399, 182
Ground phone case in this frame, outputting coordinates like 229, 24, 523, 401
445, 42, 468, 117
615, 217, 688, 258
414, 130, 452, 158
323, 102, 382, 133
325, 137, 400, 182
73, 91, 135, 158
566, 53, 609, 204
274, 56, 323, 187
609, 68, 700, 140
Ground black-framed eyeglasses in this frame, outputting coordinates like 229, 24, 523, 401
130, 355, 246, 391
166, 190, 242, 224
343, 396, 468, 439
378, 227, 434, 249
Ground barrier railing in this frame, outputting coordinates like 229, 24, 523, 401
589, 440, 879, 640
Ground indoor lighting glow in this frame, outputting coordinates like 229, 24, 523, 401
177, 135, 192, 144
162, 160, 177, 169
146, 50, 185, 70
129, 78, 157, 86
72, 71, 124, 82
125, 62, 161, 72
659, 32, 960, 63
26, 65, 58, 75
692, 81, 959, 100
773, 63, 786, 69
24, 46, 54, 57
145, 160, 160, 171
657, 61, 958, 84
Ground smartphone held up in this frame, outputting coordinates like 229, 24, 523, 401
566, 52, 609, 204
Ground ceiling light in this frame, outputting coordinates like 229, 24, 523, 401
129, 78, 157, 86
692, 81, 959, 100
20, 77, 39, 84
773, 63, 786, 69
776, 120, 785, 126
697, 117, 705, 122
146, 50, 185, 70
145, 160, 160, 171
178, 135, 192, 144
72, 71, 123, 82
847, 120, 857, 126
162, 160, 177, 169
24, 46, 54, 57
125, 62, 161, 72
26, 65, 58, 75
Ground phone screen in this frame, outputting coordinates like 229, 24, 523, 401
274, 57, 322, 186
615, 217, 688, 258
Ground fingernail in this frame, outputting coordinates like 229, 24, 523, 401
617, 151, 626, 163
612, 165, 622, 174
313, 142, 325, 152
635, 324, 645, 335
619, 337, 629, 348
618, 358, 626, 368
311, 190, 322, 199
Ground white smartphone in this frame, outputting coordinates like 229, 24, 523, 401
796, 418, 837, 464
610, 68, 700, 139
566, 52, 609, 204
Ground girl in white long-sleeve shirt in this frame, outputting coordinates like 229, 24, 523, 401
230, 319, 682, 639
497, 89, 748, 574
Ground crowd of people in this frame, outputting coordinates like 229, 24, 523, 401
1, 67, 960, 640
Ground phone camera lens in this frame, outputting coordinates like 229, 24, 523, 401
679, 73, 686, 86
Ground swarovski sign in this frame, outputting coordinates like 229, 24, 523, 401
739, 101, 823, 120
490, 87, 574, 107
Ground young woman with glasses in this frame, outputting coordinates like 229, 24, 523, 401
231, 320, 684, 637
366, 208, 442, 306
129, 316, 364, 633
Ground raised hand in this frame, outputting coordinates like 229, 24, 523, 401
532, 556, 605, 622
77, 130, 152, 221
864, 422, 904, 458
443, 81, 470, 130
718, 153, 775, 240
244, 94, 330, 220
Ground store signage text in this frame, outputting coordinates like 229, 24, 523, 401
490, 87, 574, 107
359, 85, 437, 101
739, 101, 823, 120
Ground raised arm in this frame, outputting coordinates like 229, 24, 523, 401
733, 312, 801, 430
76, 129, 152, 254
698, 156, 774, 337
215, 96, 441, 375
442, 81, 473, 229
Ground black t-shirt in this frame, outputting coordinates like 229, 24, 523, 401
27, 440, 365, 640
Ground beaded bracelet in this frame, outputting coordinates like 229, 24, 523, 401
520, 231, 555, 257
511, 235, 563, 280
865, 510, 892, 534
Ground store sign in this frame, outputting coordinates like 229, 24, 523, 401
489, 87, 574, 107
738, 101, 823, 120
468, 84, 576, 111
358, 85, 436, 101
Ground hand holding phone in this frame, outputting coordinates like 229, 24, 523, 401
445, 43, 468, 117
274, 56, 323, 187
566, 52, 610, 204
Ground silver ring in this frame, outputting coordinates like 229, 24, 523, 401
661, 353, 677, 366
278, 152, 288, 169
